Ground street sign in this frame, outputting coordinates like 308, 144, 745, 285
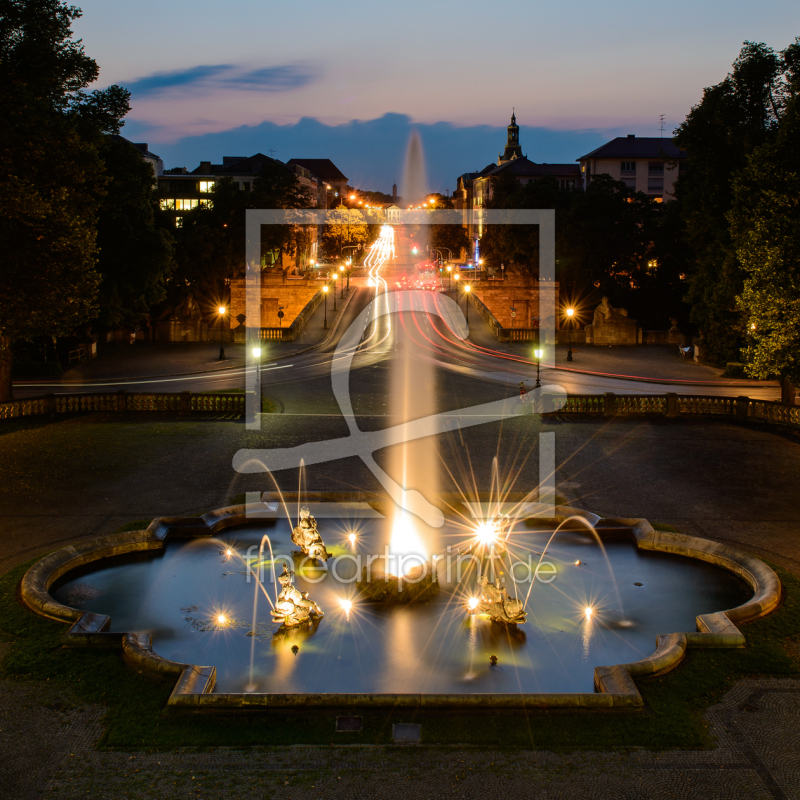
277, 310, 284, 319
510, 308, 516, 318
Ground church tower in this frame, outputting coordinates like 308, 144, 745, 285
498, 110, 523, 165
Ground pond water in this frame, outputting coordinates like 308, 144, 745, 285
54, 516, 750, 694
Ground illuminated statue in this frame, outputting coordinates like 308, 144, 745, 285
271, 563, 324, 628
291, 506, 331, 562
471, 573, 526, 624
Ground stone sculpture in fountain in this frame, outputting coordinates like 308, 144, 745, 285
467, 573, 527, 624
291, 506, 331, 562
271, 563, 324, 629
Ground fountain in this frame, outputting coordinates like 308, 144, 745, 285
291, 506, 331, 562
16, 133, 783, 712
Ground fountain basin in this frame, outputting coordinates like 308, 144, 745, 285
21, 497, 781, 710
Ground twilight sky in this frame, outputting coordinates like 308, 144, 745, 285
75, 0, 799, 192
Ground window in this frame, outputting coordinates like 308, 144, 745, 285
198, 199, 213, 209
648, 162, 664, 174
621, 161, 636, 173
175, 216, 183, 228
622, 178, 636, 189
159, 198, 175, 210
647, 178, 663, 192
175, 199, 199, 211
199, 181, 215, 193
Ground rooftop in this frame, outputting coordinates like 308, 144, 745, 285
577, 135, 687, 161
286, 158, 348, 182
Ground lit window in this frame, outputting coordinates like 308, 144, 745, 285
175, 216, 183, 228
175, 199, 199, 210
198, 199, 214, 209
159, 198, 175, 210
199, 181, 215, 193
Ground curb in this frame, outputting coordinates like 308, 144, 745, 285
20, 496, 781, 712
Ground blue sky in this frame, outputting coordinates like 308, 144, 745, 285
74, 0, 800, 191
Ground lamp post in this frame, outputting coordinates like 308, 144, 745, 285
534, 348, 543, 388
346, 259, 352, 291
464, 283, 471, 323
340, 265, 345, 298
323, 285, 329, 329
566, 307, 574, 362
252, 346, 261, 389
217, 306, 227, 360
447, 265, 452, 294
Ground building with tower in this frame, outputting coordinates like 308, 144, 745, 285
452, 112, 581, 262
497, 110, 523, 164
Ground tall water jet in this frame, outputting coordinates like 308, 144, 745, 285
400, 130, 429, 204
386, 129, 439, 576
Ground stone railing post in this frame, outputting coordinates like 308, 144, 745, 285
736, 395, 749, 421
666, 393, 677, 418
44, 393, 56, 415
115, 390, 127, 412
603, 392, 615, 417
180, 391, 191, 415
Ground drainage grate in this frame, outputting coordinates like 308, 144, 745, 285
392, 723, 421, 743
335, 715, 363, 732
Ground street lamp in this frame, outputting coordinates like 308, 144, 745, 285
447, 264, 452, 294
566, 307, 575, 362
217, 306, 226, 360
323, 285, 329, 329
340, 265, 345, 298
534, 348, 543, 388
252, 346, 262, 387
464, 284, 471, 323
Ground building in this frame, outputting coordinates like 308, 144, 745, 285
286, 158, 349, 208
455, 113, 580, 261
111, 135, 163, 183
158, 153, 349, 225
576, 135, 687, 201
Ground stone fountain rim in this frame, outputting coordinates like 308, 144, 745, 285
19, 495, 782, 711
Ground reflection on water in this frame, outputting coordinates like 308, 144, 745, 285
53, 519, 750, 694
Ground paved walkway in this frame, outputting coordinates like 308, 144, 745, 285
463, 307, 775, 387
15, 288, 350, 385
1, 670, 798, 799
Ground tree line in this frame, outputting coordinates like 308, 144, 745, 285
482, 38, 800, 390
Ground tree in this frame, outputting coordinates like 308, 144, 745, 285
428, 196, 469, 261
94, 136, 173, 328
728, 82, 800, 391
169, 162, 314, 308
0, 0, 130, 400
673, 40, 798, 365
323, 207, 369, 255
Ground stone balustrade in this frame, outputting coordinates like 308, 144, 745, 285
1, 390, 796, 430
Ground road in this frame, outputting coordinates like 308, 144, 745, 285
12, 226, 779, 402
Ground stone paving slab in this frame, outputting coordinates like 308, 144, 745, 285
1, 674, 797, 799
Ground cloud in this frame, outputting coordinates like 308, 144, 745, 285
121, 64, 319, 97
226, 66, 319, 91
130, 113, 621, 192
123, 64, 234, 96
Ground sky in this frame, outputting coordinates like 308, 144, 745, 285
74, 0, 800, 192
